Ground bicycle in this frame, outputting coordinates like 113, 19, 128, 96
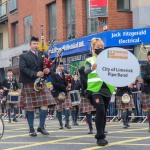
0, 117, 4, 139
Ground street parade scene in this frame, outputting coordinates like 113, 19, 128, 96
1, 0, 150, 150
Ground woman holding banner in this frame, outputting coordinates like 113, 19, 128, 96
84, 38, 115, 146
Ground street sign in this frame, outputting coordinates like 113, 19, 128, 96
89, 0, 108, 18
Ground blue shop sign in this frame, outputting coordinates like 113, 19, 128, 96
49, 28, 150, 58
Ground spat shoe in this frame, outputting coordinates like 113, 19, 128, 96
29, 128, 37, 137
65, 124, 71, 129
37, 127, 49, 135
13, 118, 18, 122
88, 129, 93, 134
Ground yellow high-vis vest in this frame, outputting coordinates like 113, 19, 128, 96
86, 56, 115, 93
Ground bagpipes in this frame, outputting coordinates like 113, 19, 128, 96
34, 25, 64, 92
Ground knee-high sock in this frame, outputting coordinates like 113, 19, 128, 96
57, 111, 63, 125
65, 109, 70, 125
86, 113, 93, 130
13, 107, 17, 119
8, 109, 11, 120
75, 108, 79, 123
26, 111, 34, 130
39, 109, 48, 129
122, 111, 127, 125
71, 110, 75, 123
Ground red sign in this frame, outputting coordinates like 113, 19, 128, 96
90, 0, 108, 8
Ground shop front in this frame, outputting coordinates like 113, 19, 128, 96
49, 28, 150, 74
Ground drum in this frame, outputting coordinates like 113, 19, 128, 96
7, 91, 20, 104
69, 90, 81, 106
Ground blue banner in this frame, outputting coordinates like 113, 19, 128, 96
48, 28, 150, 58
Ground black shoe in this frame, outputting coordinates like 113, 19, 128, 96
29, 131, 37, 137
123, 125, 128, 129
127, 124, 130, 127
13, 118, 18, 122
29, 128, 37, 137
97, 139, 108, 146
37, 127, 49, 135
59, 124, 63, 129
74, 122, 79, 126
65, 124, 71, 129
104, 130, 108, 134
88, 129, 93, 134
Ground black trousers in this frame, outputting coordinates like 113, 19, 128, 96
92, 94, 110, 140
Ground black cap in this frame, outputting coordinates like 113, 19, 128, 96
147, 51, 150, 56
30, 36, 39, 43
7, 69, 12, 72
56, 61, 64, 66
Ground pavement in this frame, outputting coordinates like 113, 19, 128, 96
0, 118, 150, 150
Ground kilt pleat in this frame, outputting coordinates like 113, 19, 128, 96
20, 83, 56, 109
141, 93, 150, 112
79, 97, 95, 113
115, 96, 135, 110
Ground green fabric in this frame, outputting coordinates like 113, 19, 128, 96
86, 56, 115, 93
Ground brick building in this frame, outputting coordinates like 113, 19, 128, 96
7, 0, 132, 48
0, 0, 149, 80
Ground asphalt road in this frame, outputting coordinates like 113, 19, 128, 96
0, 118, 150, 150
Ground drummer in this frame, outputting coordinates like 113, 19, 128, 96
2, 69, 20, 123
51, 61, 72, 129
70, 72, 82, 126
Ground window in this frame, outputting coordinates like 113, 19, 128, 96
0, 33, 3, 50
24, 16, 32, 43
12, 22, 19, 47
66, 0, 75, 40
8, 0, 17, 13
49, 3, 57, 41
86, 0, 98, 35
117, 0, 130, 11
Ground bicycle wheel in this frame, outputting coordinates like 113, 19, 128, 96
0, 117, 4, 139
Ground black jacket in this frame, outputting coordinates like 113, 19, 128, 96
116, 86, 132, 96
141, 62, 150, 94
51, 72, 67, 97
2, 78, 19, 96
71, 79, 82, 91
19, 50, 45, 83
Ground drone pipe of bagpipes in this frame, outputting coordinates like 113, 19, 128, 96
140, 40, 148, 51
63, 64, 78, 69
51, 48, 64, 64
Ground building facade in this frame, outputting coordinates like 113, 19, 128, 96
1, 0, 148, 80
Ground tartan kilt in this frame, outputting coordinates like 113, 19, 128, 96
55, 94, 72, 110
115, 96, 135, 110
5, 102, 18, 109
79, 97, 95, 113
141, 93, 150, 112
20, 83, 56, 109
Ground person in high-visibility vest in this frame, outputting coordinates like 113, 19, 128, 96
84, 38, 115, 146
